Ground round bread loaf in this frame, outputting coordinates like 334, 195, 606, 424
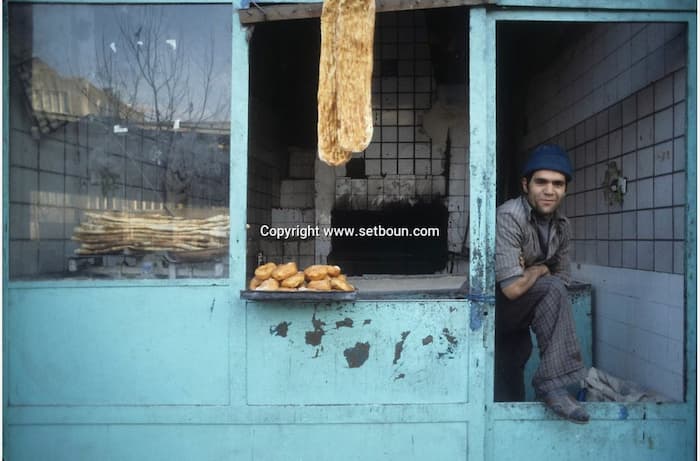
281, 271, 306, 288
330, 276, 354, 292
307, 278, 332, 291
256, 278, 280, 291
272, 262, 298, 281
304, 264, 329, 281
249, 277, 264, 290
254, 262, 277, 280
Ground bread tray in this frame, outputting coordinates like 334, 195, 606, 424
240, 290, 357, 301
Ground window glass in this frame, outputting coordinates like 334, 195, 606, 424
8, 4, 232, 279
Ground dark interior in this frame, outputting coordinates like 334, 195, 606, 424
328, 200, 449, 275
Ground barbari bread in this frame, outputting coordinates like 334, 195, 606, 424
317, 0, 353, 167
272, 262, 298, 281
336, 0, 375, 152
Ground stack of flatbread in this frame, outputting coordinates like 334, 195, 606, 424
72, 212, 229, 255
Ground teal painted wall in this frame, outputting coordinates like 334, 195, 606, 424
3, 3, 696, 461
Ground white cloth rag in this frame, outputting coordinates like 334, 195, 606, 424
583, 367, 670, 403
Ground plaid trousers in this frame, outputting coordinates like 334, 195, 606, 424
495, 275, 586, 400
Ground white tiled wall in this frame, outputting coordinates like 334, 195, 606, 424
558, 74, 687, 275
520, 23, 686, 148
573, 264, 684, 401
518, 23, 688, 400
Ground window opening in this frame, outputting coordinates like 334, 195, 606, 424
246, 8, 470, 297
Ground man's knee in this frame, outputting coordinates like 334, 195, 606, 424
534, 275, 568, 298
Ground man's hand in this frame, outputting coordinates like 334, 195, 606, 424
501, 264, 550, 301
530, 264, 550, 277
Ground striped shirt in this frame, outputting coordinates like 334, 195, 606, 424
495, 195, 571, 286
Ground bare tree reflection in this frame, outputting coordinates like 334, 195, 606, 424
88, 6, 230, 210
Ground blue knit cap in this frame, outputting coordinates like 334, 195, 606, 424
521, 144, 573, 181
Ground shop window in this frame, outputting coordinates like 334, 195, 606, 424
246, 8, 470, 297
8, 4, 232, 280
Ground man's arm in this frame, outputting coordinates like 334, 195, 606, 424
495, 211, 527, 283
496, 209, 549, 300
501, 264, 550, 301
546, 221, 572, 285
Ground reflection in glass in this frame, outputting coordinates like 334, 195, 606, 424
8, 4, 232, 279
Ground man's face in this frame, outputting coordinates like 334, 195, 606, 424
521, 169, 567, 216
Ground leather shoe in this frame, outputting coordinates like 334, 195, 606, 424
537, 388, 590, 424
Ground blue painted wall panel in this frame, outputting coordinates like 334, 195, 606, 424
248, 423, 469, 460
246, 301, 470, 405
7, 425, 249, 460
7, 423, 469, 461
7, 287, 231, 405
493, 420, 688, 460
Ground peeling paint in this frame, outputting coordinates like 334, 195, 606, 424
394, 373, 406, 381
363, 319, 372, 325
312, 346, 324, 359
437, 328, 458, 359
344, 342, 370, 368
335, 317, 354, 329
443, 328, 458, 346
305, 313, 326, 346
422, 335, 433, 345
270, 321, 291, 337
393, 331, 411, 364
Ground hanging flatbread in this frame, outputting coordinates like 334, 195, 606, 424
317, 0, 353, 166
336, 0, 375, 152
